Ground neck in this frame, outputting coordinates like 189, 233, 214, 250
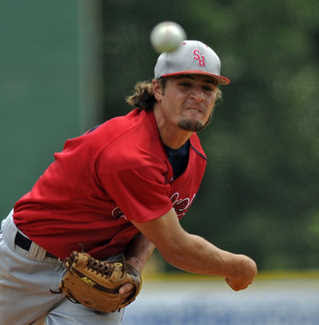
153, 106, 193, 149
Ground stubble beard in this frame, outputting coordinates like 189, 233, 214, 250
178, 119, 205, 132
178, 113, 214, 132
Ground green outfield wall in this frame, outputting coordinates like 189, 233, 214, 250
0, 1, 103, 218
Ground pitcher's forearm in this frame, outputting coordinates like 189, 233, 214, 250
159, 233, 255, 279
125, 233, 156, 272
158, 233, 226, 275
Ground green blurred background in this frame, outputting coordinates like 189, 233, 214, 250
1, 0, 319, 272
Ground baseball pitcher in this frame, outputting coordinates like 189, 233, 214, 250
0, 40, 257, 325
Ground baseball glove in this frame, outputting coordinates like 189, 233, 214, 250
57, 251, 142, 313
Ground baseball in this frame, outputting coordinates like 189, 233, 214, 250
150, 21, 186, 53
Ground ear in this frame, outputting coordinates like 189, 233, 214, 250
152, 79, 163, 102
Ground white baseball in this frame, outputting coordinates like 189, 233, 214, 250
150, 21, 186, 53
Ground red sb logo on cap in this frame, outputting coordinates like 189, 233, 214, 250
193, 49, 205, 67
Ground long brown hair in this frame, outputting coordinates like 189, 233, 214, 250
126, 78, 222, 110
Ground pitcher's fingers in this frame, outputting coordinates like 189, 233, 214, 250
119, 283, 134, 295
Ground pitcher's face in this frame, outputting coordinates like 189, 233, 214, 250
153, 75, 218, 132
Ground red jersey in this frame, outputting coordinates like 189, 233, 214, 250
14, 109, 207, 259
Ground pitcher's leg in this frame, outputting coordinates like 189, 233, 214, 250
0, 214, 65, 325
46, 299, 124, 325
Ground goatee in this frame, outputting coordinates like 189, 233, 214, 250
178, 119, 206, 132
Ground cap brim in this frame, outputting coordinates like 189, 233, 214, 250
160, 70, 230, 85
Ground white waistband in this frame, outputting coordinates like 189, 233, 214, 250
1, 210, 59, 264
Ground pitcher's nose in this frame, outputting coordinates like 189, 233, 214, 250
189, 88, 205, 102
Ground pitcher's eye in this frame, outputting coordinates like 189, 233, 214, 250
179, 82, 192, 87
202, 85, 214, 92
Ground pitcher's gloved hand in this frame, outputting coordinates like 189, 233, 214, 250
57, 251, 142, 312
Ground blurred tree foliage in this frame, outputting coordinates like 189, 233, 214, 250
101, 0, 319, 271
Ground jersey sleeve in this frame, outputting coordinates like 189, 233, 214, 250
97, 161, 172, 223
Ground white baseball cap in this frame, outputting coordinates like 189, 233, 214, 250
154, 40, 230, 85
